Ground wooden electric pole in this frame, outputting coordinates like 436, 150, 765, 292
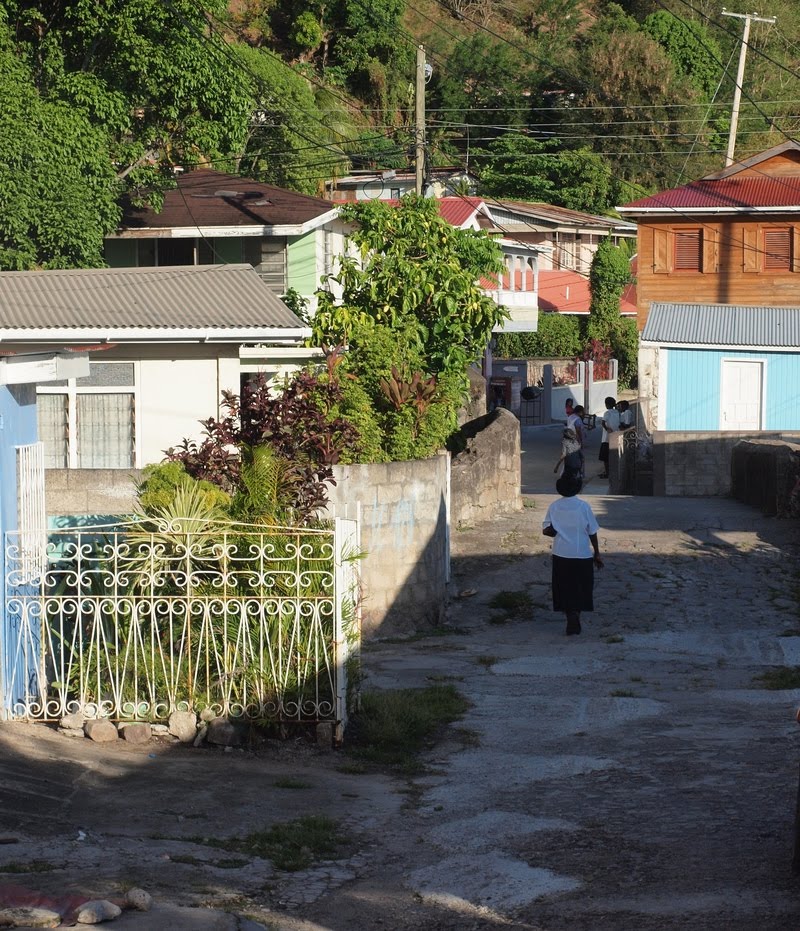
722, 9, 776, 167
415, 45, 426, 196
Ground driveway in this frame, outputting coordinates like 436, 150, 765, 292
0, 491, 798, 930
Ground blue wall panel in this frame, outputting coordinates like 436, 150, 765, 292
665, 348, 800, 430
0, 384, 39, 717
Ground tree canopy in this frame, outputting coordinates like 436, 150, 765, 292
311, 197, 507, 375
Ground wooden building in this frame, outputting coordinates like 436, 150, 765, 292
617, 141, 800, 432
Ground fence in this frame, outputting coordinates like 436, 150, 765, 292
2, 517, 359, 737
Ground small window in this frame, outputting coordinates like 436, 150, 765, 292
673, 230, 702, 271
763, 228, 792, 270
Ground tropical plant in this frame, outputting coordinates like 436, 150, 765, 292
165, 370, 360, 517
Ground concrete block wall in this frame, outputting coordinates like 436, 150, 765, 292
731, 439, 800, 517
450, 408, 521, 529
652, 431, 800, 497
46, 469, 141, 518
325, 454, 449, 638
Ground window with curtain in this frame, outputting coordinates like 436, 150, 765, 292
77, 394, 134, 468
37, 363, 136, 469
37, 394, 68, 468
763, 228, 792, 270
673, 229, 703, 271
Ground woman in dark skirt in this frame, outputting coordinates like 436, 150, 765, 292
542, 474, 604, 635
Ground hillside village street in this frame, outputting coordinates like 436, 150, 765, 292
1, 430, 800, 930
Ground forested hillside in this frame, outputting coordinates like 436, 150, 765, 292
2, 0, 800, 268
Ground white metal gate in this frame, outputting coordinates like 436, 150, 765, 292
2, 516, 359, 736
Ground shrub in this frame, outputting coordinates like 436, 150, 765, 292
495, 314, 582, 358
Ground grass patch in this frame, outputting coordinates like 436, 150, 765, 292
273, 777, 311, 790
488, 590, 533, 617
193, 815, 347, 873
346, 685, 469, 773
0, 860, 58, 873
754, 666, 800, 690
610, 689, 636, 698
476, 655, 497, 669
604, 635, 624, 644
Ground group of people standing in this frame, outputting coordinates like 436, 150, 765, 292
555, 396, 633, 482
543, 396, 633, 636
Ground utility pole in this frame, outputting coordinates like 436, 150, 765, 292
722, 9, 776, 167
415, 45, 426, 196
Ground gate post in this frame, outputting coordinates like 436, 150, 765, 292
542, 364, 553, 423
333, 517, 361, 744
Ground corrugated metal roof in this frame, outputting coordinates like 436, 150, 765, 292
437, 197, 484, 227
642, 302, 800, 347
0, 265, 303, 331
119, 169, 335, 230
621, 177, 800, 211
496, 200, 636, 230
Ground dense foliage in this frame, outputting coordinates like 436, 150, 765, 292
495, 315, 583, 360
312, 197, 506, 461
5, 0, 800, 267
164, 371, 360, 518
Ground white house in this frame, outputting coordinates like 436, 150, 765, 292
0, 265, 309, 470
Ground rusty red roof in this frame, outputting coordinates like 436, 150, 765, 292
118, 169, 336, 231
620, 177, 800, 212
436, 197, 485, 227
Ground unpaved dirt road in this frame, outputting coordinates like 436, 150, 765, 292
1, 492, 799, 930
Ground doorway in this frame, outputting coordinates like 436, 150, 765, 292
720, 359, 764, 430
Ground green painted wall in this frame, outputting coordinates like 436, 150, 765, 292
287, 232, 318, 293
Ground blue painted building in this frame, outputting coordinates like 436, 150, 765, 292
0, 352, 88, 717
641, 303, 800, 432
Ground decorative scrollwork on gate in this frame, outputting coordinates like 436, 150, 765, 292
3, 519, 352, 724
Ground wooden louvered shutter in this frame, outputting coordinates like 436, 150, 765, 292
673, 230, 702, 271
763, 228, 791, 270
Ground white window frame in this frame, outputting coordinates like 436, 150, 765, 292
37, 360, 141, 469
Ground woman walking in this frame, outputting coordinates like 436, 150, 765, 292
542, 475, 603, 635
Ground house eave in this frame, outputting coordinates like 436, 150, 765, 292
641, 339, 800, 352
617, 205, 800, 216
110, 210, 339, 239
0, 327, 311, 344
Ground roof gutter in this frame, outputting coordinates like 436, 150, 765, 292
617, 206, 800, 216
0, 327, 311, 344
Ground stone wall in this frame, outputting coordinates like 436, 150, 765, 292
651, 431, 800, 497
324, 454, 450, 638
450, 408, 521, 529
731, 439, 800, 517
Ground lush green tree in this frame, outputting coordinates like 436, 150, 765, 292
588, 238, 638, 388
6, 0, 252, 205
642, 10, 722, 98
430, 34, 539, 137
312, 197, 507, 376
235, 45, 347, 193
587, 238, 631, 342
0, 37, 121, 268
310, 198, 506, 461
563, 3, 720, 190
475, 134, 617, 214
